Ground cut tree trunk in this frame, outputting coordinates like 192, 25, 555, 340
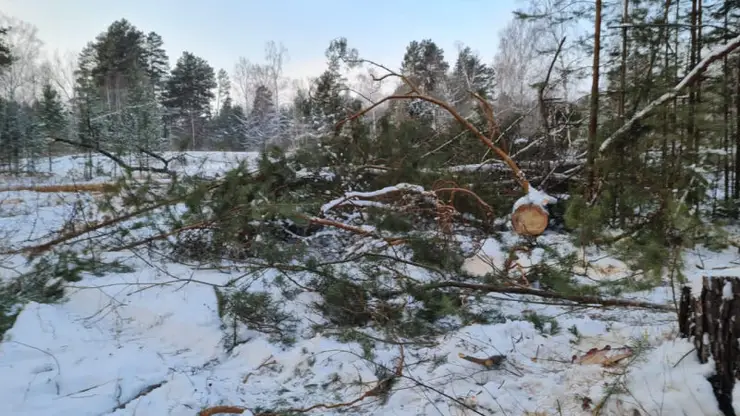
678, 276, 740, 416
511, 204, 549, 236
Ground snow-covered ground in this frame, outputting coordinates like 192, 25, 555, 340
0, 152, 736, 416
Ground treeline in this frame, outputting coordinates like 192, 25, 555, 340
0, 0, 739, 233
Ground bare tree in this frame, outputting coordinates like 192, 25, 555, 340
39, 49, 77, 102
0, 14, 43, 102
233, 56, 253, 111
347, 67, 388, 135
233, 41, 289, 113
492, 19, 544, 109
264, 40, 289, 108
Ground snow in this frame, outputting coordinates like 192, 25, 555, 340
600, 339, 719, 415
0, 152, 736, 415
724, 280, 734, 300
512, 186, 556, 213
682, 245, 740, 296
0, 151, 260, 188
320, 183, 425, 213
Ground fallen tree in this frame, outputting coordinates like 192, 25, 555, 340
337, 57, 554, 237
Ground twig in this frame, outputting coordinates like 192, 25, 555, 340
537, 36, 567, 134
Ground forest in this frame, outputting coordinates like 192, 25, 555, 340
1, 0, 740, 415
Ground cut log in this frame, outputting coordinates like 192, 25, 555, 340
678, 276, 740, 416
511, 204, 549, 236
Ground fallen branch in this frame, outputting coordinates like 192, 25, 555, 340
412, 281, 674, 311
306, 216, 405, 246
52, 136, 176, 176
197, 406, 244, 416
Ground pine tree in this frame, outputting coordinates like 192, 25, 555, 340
124, 69, 164, 165
163, 51, 217, 150
142, 31, 169, 96
215, 68, 231, 116
19, 102, 43, 171
401, 39, 449, 94
400, 39, 450, 123
71, 19, 166, 176
74, 43, 107, 179
0, 99, 23, 173
36, 83, 67, 172
210, 97, 245, 150
243, 84, 277, 151
451, 46, 495, 100
90, 19, 147, 94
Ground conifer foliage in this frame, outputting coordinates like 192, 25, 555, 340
3, 5, 740, 414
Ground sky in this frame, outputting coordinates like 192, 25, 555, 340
0, 0, 524, 84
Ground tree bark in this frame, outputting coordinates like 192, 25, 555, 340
586, 0, 603, 198
678, 276, 740, 416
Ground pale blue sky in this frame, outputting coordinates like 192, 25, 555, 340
1, 0, 523, 81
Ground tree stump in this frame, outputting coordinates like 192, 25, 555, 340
511, 204, 549, 236
678, 276, 740, 416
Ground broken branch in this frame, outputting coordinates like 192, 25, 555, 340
598, 34, 740, 154
52, 136, 176, 176
336, 64, 529, 193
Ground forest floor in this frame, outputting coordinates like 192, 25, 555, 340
0, 152, 736, 416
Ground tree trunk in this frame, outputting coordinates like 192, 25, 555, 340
586, 0, 603, 199
735, 58, 740, 199
678, 276, 740, 416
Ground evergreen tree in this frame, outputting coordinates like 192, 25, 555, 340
400, 39, 450, 123
36, 83, 67, 171
401, 39, 449, 93
72, 19, 166, 176
163, 51, 217, 150
215, 68, 231, 116
74, 43, 108, 179
142, 31, 169, 95
211, 97, 245, 150
124, 69, 165, 163
90, 19, 147, 94
0, 99, 23, 172
451, 46, 495, 100
301, 38, 356, 129
243, 84, 277, 150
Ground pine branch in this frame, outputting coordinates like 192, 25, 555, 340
410, 281, 674, 311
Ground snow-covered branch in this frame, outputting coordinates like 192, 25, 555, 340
598, 34, 740, 155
